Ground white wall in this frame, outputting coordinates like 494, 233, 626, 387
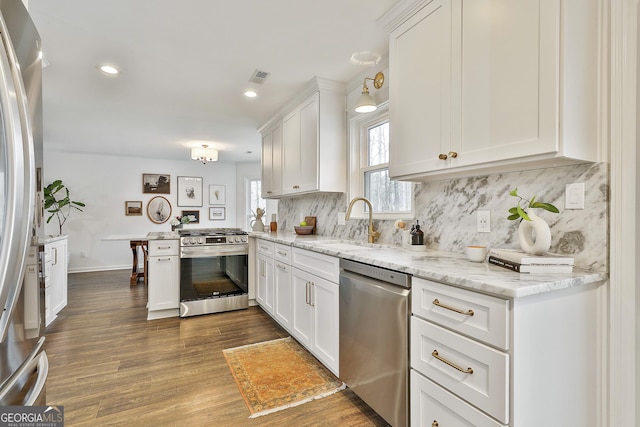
44, 150, 254, 272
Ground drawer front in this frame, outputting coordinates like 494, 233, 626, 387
411, 370, 505, 427
292, 247, 339, 283
274, 243, 292, 264
413, 277, 509, 350
148, 240, 178, 256
256, 239, 275, 257
411, 317, 509, 424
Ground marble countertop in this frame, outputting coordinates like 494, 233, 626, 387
251, 231, 608, 299
102, 232, 179, 241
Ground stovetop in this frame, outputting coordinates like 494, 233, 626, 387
179, 228, 248, 246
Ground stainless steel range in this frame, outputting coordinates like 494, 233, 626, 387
178, 228, 249, 317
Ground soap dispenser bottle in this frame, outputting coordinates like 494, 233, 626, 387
411, 220, 424, 245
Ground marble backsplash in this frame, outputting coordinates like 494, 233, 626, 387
277, 162, 609, 272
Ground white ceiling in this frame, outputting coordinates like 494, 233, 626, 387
27, 0, 400, 164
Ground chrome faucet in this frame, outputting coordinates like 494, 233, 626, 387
345, 197, 380, 244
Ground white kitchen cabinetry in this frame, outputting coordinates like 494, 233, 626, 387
385, 0, 601, 181
256, 240, 275, 314
45, 236, 67, 327
147, 240, 179, 320
291, 247, 339, 375
259, 77, 346, 198
411, 276, 605, 426
273, 244, 292, 330
260, 120, 283, 198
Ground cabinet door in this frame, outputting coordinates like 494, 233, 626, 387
273, 261, 292, 330
311, 276, 339, 375
282, 109, 300, 194
291, 268, 314, 349
148, 256, 179, 310
49, 239, 68, 315
297, 93, 319, 193
256, 254, 274, 314
453, 0, 558, 166
389, 0, 452, 179
261, 129, 273, 197
261, 122, 283, 198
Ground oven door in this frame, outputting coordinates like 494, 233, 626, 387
179, 248, 248, 317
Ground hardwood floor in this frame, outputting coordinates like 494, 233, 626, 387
44, 270, 389, 426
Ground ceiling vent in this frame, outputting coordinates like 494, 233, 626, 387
249, 69, 270, 84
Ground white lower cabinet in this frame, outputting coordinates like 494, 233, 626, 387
147, 240, 179, 319
291, 266, 339, 376
254, 239, 339, 376
411, 276, 605, 426
256, 240, 275, 315
273, 244, 292, 329
45, 236, 68, 327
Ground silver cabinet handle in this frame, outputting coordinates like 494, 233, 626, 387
276, 263, 287, 271
157, 257, 172, 262
309, 282, 315, 307
157, 245, 171, 250
277, 250, 288, 256
52, 247, 58, 266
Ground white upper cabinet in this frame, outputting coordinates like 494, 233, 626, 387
384, 0, 602, 181
261, 120, 282, 198
259, 78, 347, 198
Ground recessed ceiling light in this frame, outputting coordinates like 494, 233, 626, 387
99, 64, 119, 75
244, 90, 257, 98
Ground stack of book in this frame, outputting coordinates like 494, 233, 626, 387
488, 248, 574, 273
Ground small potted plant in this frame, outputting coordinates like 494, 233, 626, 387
44, 179, 85, 235
170, 215, 195, 231
507, 188, 559, 255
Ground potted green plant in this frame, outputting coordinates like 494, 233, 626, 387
507, 188, 559, 255
44, 179, 85, 235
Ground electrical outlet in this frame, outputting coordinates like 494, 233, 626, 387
477, 210, 491, 233
337, 212, 346, 225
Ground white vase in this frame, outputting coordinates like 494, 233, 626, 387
518, 210, 551, 255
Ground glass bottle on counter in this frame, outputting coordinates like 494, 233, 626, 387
411, 220, 424, 245
270, 214, 277, 232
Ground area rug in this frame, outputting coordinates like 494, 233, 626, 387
222, 337, 345, 418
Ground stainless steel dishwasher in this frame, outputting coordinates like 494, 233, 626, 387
339, 258, 411, 427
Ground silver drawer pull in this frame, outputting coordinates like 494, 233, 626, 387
432, 350, 474, 374
432, 299, 474, 316
158, 258, 172, 262
276, 264, 287, 271
157, 246, 171, 250
277, 250, 287, 256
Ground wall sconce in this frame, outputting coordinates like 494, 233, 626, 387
191, 144, 218, 164
354, 71, 384, 113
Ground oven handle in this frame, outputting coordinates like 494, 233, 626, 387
180, 245, 248, 258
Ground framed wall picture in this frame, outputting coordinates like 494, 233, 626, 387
177, 176, 203, 206
147, 196, 172, 224
209, 207, 225, 220
209, 185, 226, 205
142, 173, 170, 194
181, 210, 200, 224
125, 201, 143, 216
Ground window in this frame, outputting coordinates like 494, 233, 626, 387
349, 104, 413, 219
247, 179, 265, 229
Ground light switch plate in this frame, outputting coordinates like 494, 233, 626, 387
565, 183, 585, 209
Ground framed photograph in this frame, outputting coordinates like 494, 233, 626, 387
181, 210, 200, 224
209, 185, 226, 205
147, 196, 172, 224
125, 201, 143, 216
209, 207, 225, 221
177, 176, 203, 207
142, 173, 170, 194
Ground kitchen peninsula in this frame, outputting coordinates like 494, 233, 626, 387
251, 231, 607, 426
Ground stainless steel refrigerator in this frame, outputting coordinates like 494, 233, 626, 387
0, 0, 47, 405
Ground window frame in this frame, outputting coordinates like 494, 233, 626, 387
348, 102, 414, 220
